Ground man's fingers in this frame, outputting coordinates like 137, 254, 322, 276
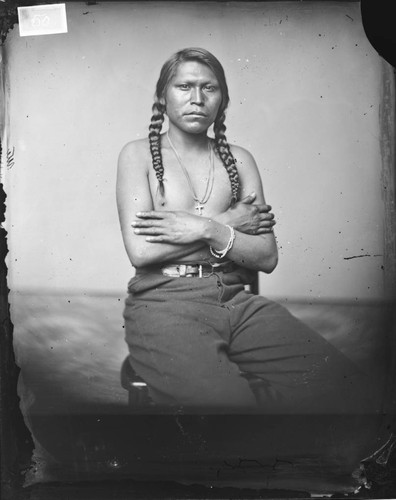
257, 219, 276, 229
135, 211, 168, 219
134, 226, 163, 235
262, 219, 276, 226
256, 227, 275, 234
146, 235, 179, 243
132, 211, 173, 227
132, 220, 157, 227
146, 236, 165, 242
256, 204, 272, 213
259, 213, 275, 221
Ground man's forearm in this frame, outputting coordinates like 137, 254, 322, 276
228, 231, 278, 273
127, 239, 206, 268
201, 219, 278, 273
126, 205, 277, 270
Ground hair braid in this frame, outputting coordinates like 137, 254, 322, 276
148, 100, 166, 197
214, 112, 240, 204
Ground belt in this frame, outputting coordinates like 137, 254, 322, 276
161, 262, 235, 278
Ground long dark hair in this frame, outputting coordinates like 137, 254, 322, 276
148, 47, 240, 204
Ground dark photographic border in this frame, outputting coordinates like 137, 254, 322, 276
1, 1, 395, 498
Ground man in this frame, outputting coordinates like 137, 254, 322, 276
116, 48, 371, 413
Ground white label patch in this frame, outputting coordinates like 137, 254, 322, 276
18, 4, 68, 37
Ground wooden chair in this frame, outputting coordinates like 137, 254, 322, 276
120, 356, 154, 407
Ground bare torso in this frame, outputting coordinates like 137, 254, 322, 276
117, 131, 277, 272
141, 135, 235, 263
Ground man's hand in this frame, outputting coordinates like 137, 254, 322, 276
218, 192, 276, 235
132, 210, 207, 244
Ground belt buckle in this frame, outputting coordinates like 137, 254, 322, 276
178, 264, 187, 277
177, 264, 203, 277
168, 264, 208, 278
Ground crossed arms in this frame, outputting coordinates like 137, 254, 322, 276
116, 141, 278, 273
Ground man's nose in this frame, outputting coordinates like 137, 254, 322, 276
190, 87, 204, 105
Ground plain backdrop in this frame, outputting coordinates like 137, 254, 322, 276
2, 1, 389, 301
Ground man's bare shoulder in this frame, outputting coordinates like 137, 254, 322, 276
229, 143, 265, 197
229, 144, 258, 170
119, 137, 151, 165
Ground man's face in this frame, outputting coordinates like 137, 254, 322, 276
164, 61, 222, 135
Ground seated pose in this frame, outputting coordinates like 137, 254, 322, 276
116, 47, 372, 413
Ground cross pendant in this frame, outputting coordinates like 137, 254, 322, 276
195, 202, 204, 216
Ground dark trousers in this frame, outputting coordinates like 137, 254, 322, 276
123, 269, 373, 413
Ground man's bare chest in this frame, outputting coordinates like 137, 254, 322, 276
147, 154, 233, 217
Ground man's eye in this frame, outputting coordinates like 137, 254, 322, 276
204, 85, 216, 92
179, 84, 190, 90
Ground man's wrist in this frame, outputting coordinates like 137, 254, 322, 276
200, 218, 217, 243
211, 211, 229, 226
200, 218, 231, 248
209, 225, 236, 259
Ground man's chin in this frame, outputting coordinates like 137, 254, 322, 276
181, 122, 212, 135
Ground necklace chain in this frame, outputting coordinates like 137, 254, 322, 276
167, 131, 214, 215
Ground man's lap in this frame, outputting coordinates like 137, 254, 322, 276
123, 272, 373, 412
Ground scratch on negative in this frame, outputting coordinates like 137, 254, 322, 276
343, 254, 371, 260
175, 416, 188, 438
